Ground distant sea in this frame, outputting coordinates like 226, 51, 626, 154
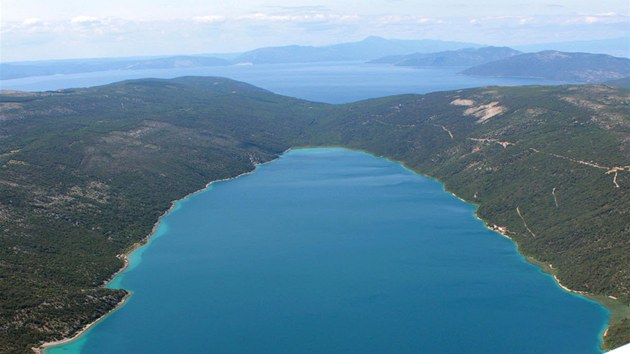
0, 61, 571, 103
47, 148, 608, 354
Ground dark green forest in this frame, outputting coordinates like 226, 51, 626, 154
0, 77, 628, 352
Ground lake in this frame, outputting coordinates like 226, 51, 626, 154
47, 148, 608, 354
0, 62, 570, 103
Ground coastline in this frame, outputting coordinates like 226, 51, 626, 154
33, 292, 132, 354
34, 154, 283, 353
390, 149, 618, 351
295, 145, 620, 351
34, 146, 623, 352
483, 215, 619, 351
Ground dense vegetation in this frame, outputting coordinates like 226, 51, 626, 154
0, 77, 628, 352
462, 50, 630, 83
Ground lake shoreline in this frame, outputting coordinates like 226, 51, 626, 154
296, 145, 616, 351
33, 292, 132, 354
35, 146, 616, 353
34, 152, 286, 353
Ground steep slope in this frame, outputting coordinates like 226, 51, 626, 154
0, 78, 628, 352
462, 51, 630, 82
370, 46, 522, 67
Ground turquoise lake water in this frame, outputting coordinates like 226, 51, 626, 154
48, 148, 608, 354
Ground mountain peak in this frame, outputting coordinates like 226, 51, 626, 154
362, 36, 388, 42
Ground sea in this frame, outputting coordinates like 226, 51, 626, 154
0, 61, 571, 104
28, 63, 607, 353
47, 148, 607, 354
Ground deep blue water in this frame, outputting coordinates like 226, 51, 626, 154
48, 148, 608, 354
0, 62, 570, 103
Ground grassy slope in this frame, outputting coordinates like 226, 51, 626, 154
0, 77, 628, 352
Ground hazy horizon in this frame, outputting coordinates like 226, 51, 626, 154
2, 36, 630, 65
2, 0, 629, 62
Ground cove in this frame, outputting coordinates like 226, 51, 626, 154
47, 148, 608, 354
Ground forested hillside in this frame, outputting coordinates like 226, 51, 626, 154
0, 77, 628, 352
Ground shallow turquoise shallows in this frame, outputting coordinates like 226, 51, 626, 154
47, 148, 608, 354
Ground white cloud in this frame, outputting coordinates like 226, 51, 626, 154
71, 16, 102, 25
464, 14, 625, 27
21, 17, 50, 32
595, 12, 620, 16
374, 15, 444, 26
236, 12, 359, 23
65, 16, 133, 38
562, 13, 628, 25
0, 17, 54, 34
192, 15, 226, 23
22, 17, 43, 26
416, 17, 444, 24
518, 17, 534, 25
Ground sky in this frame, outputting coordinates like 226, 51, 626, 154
1, 0, 629, 62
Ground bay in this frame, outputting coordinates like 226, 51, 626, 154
47, 148, 608, 354
0, 62, 570, 104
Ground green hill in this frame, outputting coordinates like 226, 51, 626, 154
462, 51, 630, 83
0, 77, 628, 352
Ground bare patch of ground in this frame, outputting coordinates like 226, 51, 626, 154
450, 98, 475, 106
464, 102, 507, 123
469, 137, 513, 149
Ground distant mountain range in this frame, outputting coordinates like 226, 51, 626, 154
2, 37, 628, 83
462, 51, 630, 83
369, 46, 522, 67
606, 77, 630, 89
368, 46, 630, 83
1, 37, 481, 80
232, 36, 481, 64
